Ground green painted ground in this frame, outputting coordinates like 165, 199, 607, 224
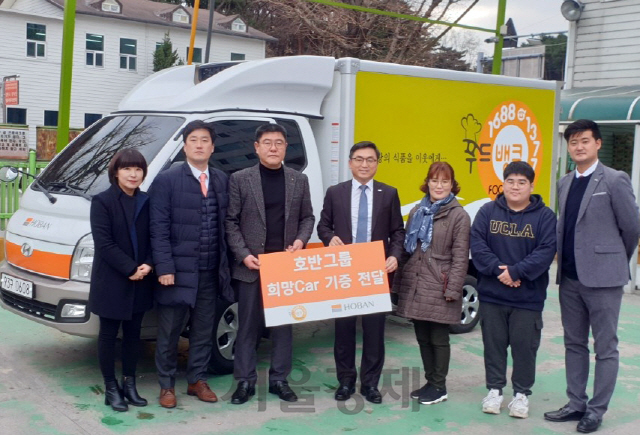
1, 273, 639, 434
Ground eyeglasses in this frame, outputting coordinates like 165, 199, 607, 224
351, 157, 378, 165
428, 179, 451, 187
504, 179, 530, 187
259, 140, 286, 149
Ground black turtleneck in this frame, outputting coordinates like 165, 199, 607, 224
260, 163, 285, 253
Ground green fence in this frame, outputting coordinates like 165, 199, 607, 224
0, 150, 50, 231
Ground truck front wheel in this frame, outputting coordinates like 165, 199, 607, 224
207, 301, 238, 375
449, 275, 480, 334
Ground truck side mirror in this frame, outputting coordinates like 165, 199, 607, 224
0, 167, 20, 183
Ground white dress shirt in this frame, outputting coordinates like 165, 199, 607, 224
188, 162, 210, 193
575, 160, 598, 178
351, 178, 374, 243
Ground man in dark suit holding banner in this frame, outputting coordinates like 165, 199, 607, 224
226, 123, 315, 405
317, 141, 405, 404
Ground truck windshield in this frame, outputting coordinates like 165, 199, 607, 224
37, 115, 185, 197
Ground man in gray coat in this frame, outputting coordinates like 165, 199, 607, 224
544, 119, 640, 433
225, 123, 315, 405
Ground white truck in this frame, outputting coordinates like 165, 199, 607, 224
0, 56, 560, 374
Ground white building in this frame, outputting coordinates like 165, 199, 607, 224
0, 0, 275, 147
564, 0, 640, 89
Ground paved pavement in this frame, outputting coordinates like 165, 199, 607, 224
1, 261, 639, 434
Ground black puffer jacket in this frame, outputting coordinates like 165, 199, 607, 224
149, 162, 233, 306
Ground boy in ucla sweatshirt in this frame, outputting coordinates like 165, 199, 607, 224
470, 161, 556, 420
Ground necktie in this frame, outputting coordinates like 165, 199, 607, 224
356, 185, 368, 243
199, 173, 208, 197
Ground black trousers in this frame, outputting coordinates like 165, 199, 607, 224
233, 279, 292, 385
334, 313, 386, 387
98, 311, 145, 383
155, 271, 217, 389
413, 320, 450, 390
480, 301, 542, 396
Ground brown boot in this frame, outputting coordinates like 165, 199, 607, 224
159, 388, 177, 408
187, 380, 218, 403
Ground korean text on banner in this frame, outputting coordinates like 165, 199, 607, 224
259, 241, 391, 327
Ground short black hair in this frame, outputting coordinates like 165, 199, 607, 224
182, 120, 216, 143
255, 123, 288, 142
349, 141, 381, 159
503, 161, 535, 183
564, 119, 602, 142
108, 149, 148, 185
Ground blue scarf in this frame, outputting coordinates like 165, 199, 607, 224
404, 193, 455, 254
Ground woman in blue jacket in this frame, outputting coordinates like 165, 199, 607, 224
89, 149, 154, 412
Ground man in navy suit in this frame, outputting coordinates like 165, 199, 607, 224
545, 119, 640, 433
317, 141, 405, 404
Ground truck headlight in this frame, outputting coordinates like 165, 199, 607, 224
70, 233, 94, 282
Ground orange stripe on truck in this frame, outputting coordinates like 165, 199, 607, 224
5, 241, 71, 279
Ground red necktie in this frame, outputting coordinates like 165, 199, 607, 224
199, 173, 207, 197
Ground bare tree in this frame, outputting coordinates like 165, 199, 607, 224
154, 0, 480, 70
224, 0, 478, 68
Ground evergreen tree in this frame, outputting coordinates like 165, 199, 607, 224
153, 32, 183, 72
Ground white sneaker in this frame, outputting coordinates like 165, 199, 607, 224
508, 393, 529, 418
482, 389, 504, 414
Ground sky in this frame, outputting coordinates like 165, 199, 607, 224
444, 0, 569, 63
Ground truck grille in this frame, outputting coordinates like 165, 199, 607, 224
1, 290, 57, 321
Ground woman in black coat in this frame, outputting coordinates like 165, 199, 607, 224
89, 149, 154, 412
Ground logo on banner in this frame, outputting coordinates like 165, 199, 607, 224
462, 101, 543, 199
291, 305, 307, 321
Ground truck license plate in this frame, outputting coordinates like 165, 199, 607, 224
1, 273, 34, 299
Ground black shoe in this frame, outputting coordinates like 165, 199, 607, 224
544, 404, 585, 422
231, 381, 255, 405
419, 386, 447, 405
577, 413, 602, 433
410, 383, 430, 400
104, 380, 128, 412
360, 386, 382, 404
269, 381, 297, 402
334, 383, 355, 401
122, 376, 147, 407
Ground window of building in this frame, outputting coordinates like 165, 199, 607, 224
186, 47, 202, 63
26, 23, 46, 58
44, 110, 58, 127
173, 9, 189, 23
86, 33, 104, 67
230, 53, 245, 61
120, 38, 137, 71
84, 113, 102, 128
7, 108, 27, 125
231, 18, 247, 32
102, 0, 121, 13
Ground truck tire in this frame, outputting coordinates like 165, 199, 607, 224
207, 301, 238, 375
449, 275, 480, 334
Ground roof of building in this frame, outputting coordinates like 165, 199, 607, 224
45, 0, 276, 42
561, 86, 640, 122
